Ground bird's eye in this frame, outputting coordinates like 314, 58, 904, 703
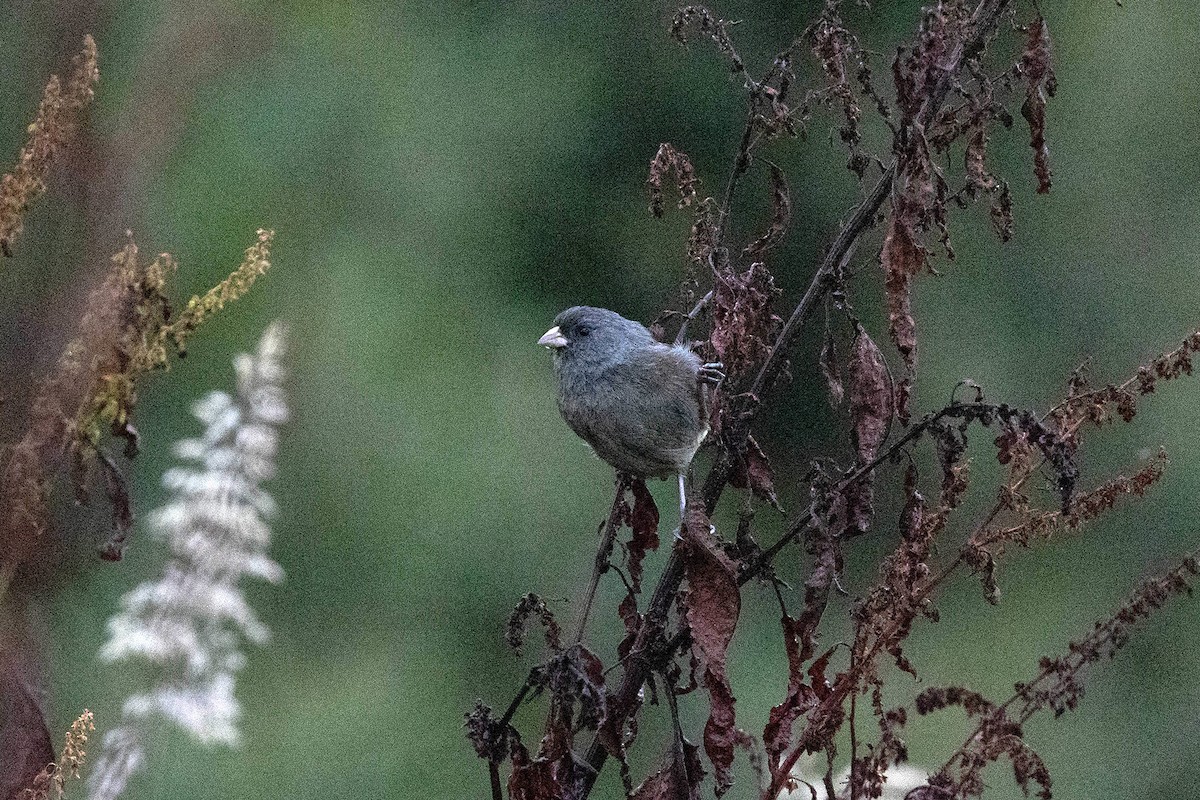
577, 325, 591, 337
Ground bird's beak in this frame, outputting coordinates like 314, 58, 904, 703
538, 325, 568, 349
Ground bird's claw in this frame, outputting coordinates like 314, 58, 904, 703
699, 362, 725, 387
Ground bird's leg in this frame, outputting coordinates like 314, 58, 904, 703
675, 472, 687, 542
676, 474, 686, 525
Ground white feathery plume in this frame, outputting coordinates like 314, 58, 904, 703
87, 322, 287, 800
784, 756, 931, 800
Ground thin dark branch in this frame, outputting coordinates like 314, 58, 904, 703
574, 476, 631, 643
849, 648, 859, 800
540, 2, 1016, 797
499, 675, 536, 730
747, 163, 893, 404
716, 116, 757, 248
675, 289, 715, 346
489, 761, 503, 800
930, 547, 1200, 796
666, 680, 690, 793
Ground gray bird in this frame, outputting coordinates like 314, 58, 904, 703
538, 306, 723, 518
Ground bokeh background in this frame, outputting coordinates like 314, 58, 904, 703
2, 1, 1199, 797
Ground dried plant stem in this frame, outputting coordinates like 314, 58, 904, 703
574, 477, 631, 643
849, 647, 859, 800
666, 681, 691, 790
493, 2, 1075, 798
489, 762, 503, 800
675, 289, 714, 346
749, 164, 893, 405
930, 548, 1200, 796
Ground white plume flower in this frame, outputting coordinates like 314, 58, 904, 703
784, 756, 930, 800
87, 322, 287, 800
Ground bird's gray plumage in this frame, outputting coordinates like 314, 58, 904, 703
543, 306, 708, 479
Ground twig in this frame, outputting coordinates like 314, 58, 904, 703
849, 646, 859, 800
675, 290, 715, 346
666, 679, 691, 793
747, 164, 893, 405
931, 548, 1200, 796
716, 116, 757, 248
545, 2, 1015, 797
574, 476, 631, 643
499, 677, 536, 730
489, 762, 503, 800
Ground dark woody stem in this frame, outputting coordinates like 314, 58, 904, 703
576, 1, 1014, 795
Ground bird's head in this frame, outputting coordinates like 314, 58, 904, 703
538, 306, 653, 367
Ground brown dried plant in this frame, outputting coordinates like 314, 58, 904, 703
24, 711, 95, 800
0, 36, 98, 258
467, 3, 1199, 800
0, 38, 274, 798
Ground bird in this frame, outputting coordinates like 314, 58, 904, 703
538, 305, 723, 520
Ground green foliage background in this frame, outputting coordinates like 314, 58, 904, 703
1, 2, 1199, 797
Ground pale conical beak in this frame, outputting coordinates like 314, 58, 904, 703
538, 325, 568, 349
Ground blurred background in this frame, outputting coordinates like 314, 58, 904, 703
2, 1, 1199, 797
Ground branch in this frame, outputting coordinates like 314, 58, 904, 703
578, 2, 1016, 796
675, 289, 715, 346
928, 548, 1200, 797
574, 476, 631, 643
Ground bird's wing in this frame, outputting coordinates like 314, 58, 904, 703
594, 345, 706, 472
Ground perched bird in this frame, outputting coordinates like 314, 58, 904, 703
538, 305, 722, 517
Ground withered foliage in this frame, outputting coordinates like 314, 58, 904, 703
23, 710, 94, 800
622, 479, 661, 594
0, 36, 98, 258
2, 228, 275, 571
475, 4, 1200, 800
678, 497, 741, 796
628, 738, 704, 800
912, 551, 1200, 800
647, 143, 698, 219
1020, 18, 1057, 195
0, 39, 274, 798
506, 593, 564, 656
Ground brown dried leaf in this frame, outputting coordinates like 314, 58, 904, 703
848, 326, 892, 464
881, 208, 925, 370
763, 614, 816, 765
681, 497, 741, 795
742, 163, 791, 260
508, 735, 574, 800
648, 143, 699, 218
710, 262, 781, 379
1020, 18, 1055, 194
841, 475, 875, 537
629, 740, 705, 800
627, 479, 661, 593
729, 434, 781, 510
